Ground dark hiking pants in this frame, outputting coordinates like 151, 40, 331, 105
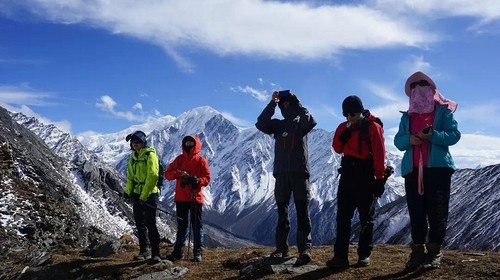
274, 172, 312, 254
334, 156, 376, 259
405, 167, 452, 245
174, 201, 204, 255
132, 193, 160, 252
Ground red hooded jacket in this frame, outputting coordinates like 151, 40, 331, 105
165, 135, 210, 203
332, 112, 386, 180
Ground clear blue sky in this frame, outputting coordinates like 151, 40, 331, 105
1, 0, 499, 165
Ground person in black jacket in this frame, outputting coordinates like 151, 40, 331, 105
256, 90, 317, 266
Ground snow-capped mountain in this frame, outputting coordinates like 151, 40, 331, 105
8, 109, 176, 242
0, 106, 132, 253
10, 105, 499, 252
10, 107, 257, 248
69, 106, 405, 246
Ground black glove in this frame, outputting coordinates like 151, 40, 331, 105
338, 129, 352, 144
123, 193, 131, 203
374, 179, 385, 198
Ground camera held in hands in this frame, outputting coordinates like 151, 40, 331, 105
422, 125, 433, 134
181, 175, 199, 188
278, 90, 291, 98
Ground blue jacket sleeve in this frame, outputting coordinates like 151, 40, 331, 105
394, 113, 412, 152
429, 108, 461, 146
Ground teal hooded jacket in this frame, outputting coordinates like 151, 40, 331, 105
394, 104, 461, 177
126, 147, 160, 201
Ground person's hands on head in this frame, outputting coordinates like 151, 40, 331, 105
410, 135, 423, 146
272, 91, 280, 103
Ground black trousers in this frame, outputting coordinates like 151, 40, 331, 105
173, 201, 203, 255
132, 193, 160, 251
405, 167, 452, 245
334, 156, 376, 259
274, 173, 312, 254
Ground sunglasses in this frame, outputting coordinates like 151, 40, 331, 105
132, 140, 143, 144
343, 112, 357, 117
410, 80, 430, 89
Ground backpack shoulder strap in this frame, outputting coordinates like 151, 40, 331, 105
358, 118, 382, 156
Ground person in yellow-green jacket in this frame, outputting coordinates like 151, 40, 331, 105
125, 130, 161, 263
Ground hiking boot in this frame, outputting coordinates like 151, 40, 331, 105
357, 256, 370, 267
270, 249, 290, 258
166, 253, 183, 262
326, 257, 349, 269
149, 255, 162, 264
424, 243, 442, 270
405, 244, 426, 271
133, 250, 150, 260
294, 251, 312, 267
193, 253, 202, 262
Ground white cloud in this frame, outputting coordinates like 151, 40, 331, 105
370, 102, 408, 123
450, 134, 500, 168
95, 95, 137, 121
364, 81, 400, 102
6, 0, 433, 70
308, 104, 339, 120
0, 84, 72, 133
400, 55, 432, 77
0, 83, 54, 106
374, 0, 500, 20
132, 103, 143, 110
361, 81, 408, 123
455, 102, 500, 127
95, 95, 164, 122
232, 86, 269, 102
220, 111, 251, 127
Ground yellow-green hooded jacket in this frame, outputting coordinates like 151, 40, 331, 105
125, 147, 160, 201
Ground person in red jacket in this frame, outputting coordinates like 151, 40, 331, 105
327, 95, 387, 269
165, 135, 210, 262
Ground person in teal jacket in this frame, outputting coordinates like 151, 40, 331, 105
394, 72, 460, 271
125, 130, 161, 263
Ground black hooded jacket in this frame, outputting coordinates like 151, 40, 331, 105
256, 100, 317, 177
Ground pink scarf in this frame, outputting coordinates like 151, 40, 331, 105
408, 86, 457, 195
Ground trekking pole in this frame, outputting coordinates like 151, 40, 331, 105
142, 201, 183, 221
191, 182, 199, 262
123, 193, 182, 221
186, 184, 196, 260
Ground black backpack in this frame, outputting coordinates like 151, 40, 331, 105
358, 117, 383, 156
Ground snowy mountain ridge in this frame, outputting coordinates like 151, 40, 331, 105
10, 105, 500, 251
